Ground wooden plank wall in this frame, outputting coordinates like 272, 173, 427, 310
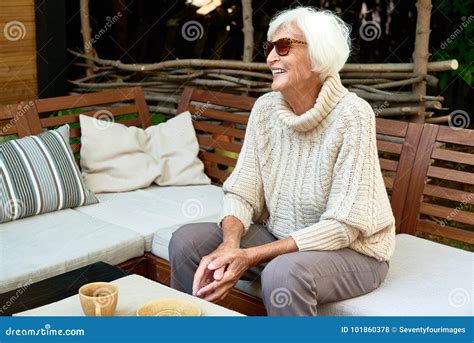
0, 0, 37, 104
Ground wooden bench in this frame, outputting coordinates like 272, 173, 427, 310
1, 87, 472, 316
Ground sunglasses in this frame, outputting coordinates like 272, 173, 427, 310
264, 38, 307, 58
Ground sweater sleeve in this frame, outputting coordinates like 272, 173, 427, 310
217, 99, 266, 233
290, 101, 389, 251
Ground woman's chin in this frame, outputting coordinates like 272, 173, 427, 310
271, 81, 286, 92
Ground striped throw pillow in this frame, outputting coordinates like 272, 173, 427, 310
0, 125, 98, 223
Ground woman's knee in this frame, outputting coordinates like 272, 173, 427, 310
261, 254, 316, 315
169, 224, 195, 255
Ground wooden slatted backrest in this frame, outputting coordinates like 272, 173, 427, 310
23, 87, 151, 163
177, 87, 256, 184
402, 124, 474, 245
177, 87, 425, 233
0, 101, 38, 140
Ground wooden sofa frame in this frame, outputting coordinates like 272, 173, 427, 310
1, 86, 472, 316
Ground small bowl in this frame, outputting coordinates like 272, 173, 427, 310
136, 298, 201, 316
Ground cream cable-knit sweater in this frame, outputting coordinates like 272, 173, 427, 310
217, 74, 396, 262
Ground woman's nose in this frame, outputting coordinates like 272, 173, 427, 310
266, 47, 279, 64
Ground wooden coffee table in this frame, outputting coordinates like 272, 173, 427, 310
1, 262, 242, 316
14, 274, 241, 316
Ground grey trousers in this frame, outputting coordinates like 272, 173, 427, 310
168, 222, 389, 316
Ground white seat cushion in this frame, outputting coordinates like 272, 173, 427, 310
76, 185, 224, 251
318, 234, 473, 316
151, 224, 186, 259
0, 209, 144, 294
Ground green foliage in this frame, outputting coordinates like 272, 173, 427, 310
56, 108, 86, 116
432, 0, 474, 88
108, 112, 166, 125
150, 112, 167, 125
0, 135, 16, 144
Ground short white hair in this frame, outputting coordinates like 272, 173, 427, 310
267, 7, 351, 82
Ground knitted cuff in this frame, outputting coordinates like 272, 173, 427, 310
290, 219, 351, 251
217, 195, 253, 233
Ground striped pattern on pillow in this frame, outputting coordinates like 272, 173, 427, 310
0, 125, 98, 223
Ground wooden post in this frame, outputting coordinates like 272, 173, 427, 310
411, 0, 432, 123
241, 0, 254, 62
80, 0, 96, 76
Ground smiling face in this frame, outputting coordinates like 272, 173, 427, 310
266, 23, 319, 97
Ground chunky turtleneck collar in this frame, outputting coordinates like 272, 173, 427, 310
274, 74, 348, 132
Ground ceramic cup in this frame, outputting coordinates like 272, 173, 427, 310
79, 282, 118, 316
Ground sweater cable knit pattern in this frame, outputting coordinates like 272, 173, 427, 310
218, 74, 396, 262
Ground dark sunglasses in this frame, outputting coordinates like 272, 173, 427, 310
264, 38, 307, 57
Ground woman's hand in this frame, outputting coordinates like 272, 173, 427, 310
195, 247, 255, 302
192, 216, 247, 300
192, 242, 240, 297
194, 236, 299, 302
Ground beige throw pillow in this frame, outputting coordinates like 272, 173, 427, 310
79, 115, 159, 193
79, 112, 210, 193
146, 111, 210, 186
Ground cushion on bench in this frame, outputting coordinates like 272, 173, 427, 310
0, 209, 144, 294
76, 184, 224, 251
317, 234, 473, 316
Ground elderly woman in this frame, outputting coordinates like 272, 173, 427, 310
169, 7, 395, 316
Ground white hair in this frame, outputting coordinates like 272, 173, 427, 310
267, 7, 351, 82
